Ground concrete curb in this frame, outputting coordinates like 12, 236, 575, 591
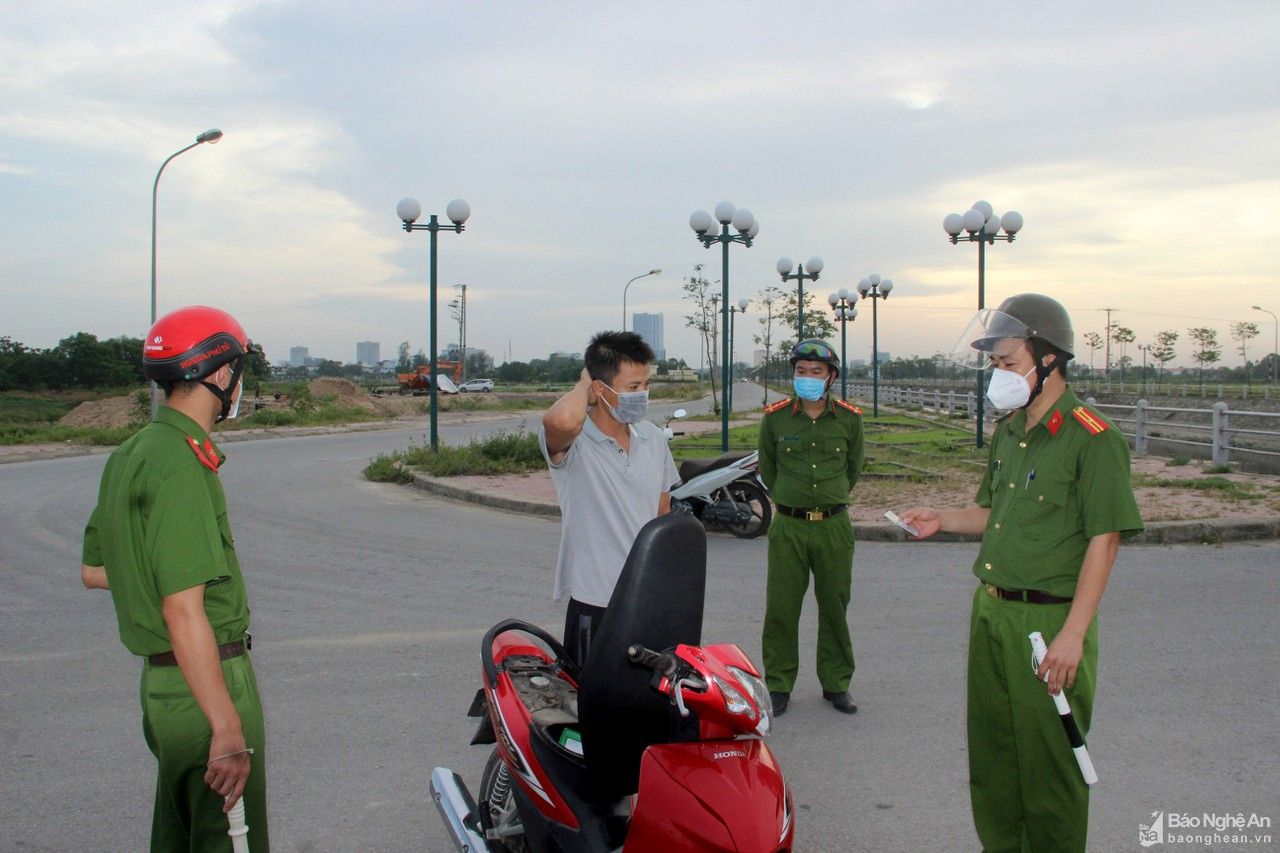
403, 474, 1280, 544
408, 472, 561, 519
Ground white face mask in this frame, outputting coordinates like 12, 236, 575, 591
985, 365, 1036, 410
225, 380, 243, 420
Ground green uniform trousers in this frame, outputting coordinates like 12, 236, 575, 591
140, 654, 269, 852
968, 587, 1097, 853
762, 513, 856, 694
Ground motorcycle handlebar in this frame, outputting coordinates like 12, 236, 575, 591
627, 644, 679, 678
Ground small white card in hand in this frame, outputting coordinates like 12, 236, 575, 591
883, 510, 920, 537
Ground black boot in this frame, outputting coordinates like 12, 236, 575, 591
769, 692, 790, 716
822, 691, 857, 714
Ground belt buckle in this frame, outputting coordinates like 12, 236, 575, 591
806, 509, 824, 521
985, 583, 997, 598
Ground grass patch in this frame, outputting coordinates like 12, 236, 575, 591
365, 428, 545, 480
1203, 463, 1234, 475
1167, 454, 1192, 466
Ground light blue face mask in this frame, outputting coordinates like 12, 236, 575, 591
793, 376, 827, 401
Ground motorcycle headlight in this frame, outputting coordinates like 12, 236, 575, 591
726, 665, 773, 735
711, 674, 751, 716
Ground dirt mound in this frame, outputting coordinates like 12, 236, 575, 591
60, 393, 144, 429
307, 378, 390, 414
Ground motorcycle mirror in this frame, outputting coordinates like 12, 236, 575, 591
671, 408, 687, 419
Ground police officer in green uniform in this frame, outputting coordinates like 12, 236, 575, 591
901, 294, 1142, 852
81, 305, 269, 851
758, 339, 865, 716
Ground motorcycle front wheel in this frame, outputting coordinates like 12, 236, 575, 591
724, 480, 772, 539
479, 747, 529, 852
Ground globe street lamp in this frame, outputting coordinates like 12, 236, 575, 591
827, 290, 858, 401
856, 274, 895, 418
622, 269, 661, 331
150, 127, 223, 415
689, 202, 758, 451
943, 200, 1023, 448
1254, 305, 1278, 384
396, 196, 471, 450
776, 256, 823, 341
729, 298, 748, 411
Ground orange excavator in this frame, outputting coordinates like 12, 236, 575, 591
392, 360, 463, 395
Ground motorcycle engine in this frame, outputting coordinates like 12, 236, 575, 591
703, 500, 752, 526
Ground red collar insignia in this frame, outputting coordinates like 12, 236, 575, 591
186, 436, 220, 473
1047, 409, 1063, 436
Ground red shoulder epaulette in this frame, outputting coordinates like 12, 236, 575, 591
835, 399, 862, 415
1071, 406, 1109, 436
186, 436, 220, 472
764, 398, 791, 415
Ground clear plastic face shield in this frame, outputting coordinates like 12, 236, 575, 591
946, 309, 1032, 370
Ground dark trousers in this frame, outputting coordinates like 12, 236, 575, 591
563, 597, 607, 669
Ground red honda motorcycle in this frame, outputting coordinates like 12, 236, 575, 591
430, 513, 794, 852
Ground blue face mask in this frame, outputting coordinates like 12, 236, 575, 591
793, 376, 827, 401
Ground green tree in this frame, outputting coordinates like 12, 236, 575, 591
1110, 326, 1136, 380
681, 264, 719, 411
1230, 321, 1260, 387
1151, 330, 1178, 379
777, 287, 835, 353
396, 341, 412, 372
1187, 327, 1221, 383
1082, 331, 1103, 374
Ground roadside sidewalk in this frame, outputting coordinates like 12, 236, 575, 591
406, 468, 1280, 545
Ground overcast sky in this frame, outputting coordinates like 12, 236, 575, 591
2, 1, 1277, 370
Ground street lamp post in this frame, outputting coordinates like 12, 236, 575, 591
729, 298, 748, 412
396, 196, 471, 450
827, 290, 858, 401
776, 257, 823, 340
1254, 305, 1278, 384
150, 127, 223, 415
943, 200, 1023, 448
1137, 343, 1150, 391
689, 202, 758, 451
622, 269, 661, 331
856, 275, 894, 417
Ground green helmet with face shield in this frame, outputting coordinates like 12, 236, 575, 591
948, 293, 1074, 369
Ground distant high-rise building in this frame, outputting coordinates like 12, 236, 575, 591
632, 312, 665, 361
356, 340, 380, 366
289, 346, 309, 368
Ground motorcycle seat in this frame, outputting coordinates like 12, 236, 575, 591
678, 451, 751, 482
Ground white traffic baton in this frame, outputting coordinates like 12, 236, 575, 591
1028, 631, 1098, 786
226, 796, 250, 853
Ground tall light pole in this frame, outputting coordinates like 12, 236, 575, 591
943, 200, 1023, 448
150, 127, 223, 415
689, 202, 758, 451
827, 290, 858, 401
448, 283, 467, 381
622, 269, 661, 331
776, 257, 823, 341
1137, 342, 1150, 388
1254, 305, 1278, 384
856, 275, 894, 418
396, 196, 471, 450
729, 298, 748, 412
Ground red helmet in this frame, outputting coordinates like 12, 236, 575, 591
144, 306, 250, 382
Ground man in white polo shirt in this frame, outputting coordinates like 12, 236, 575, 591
540, 331, 680, 667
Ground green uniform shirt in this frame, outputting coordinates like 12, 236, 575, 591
758, 396, 865, 508
82, 406, 250, 657
973, 387, 1143, 598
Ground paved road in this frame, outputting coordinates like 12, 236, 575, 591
2, 409, 1277, 851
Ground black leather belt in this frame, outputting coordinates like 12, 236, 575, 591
776, 504, 847, 521
983, 584, 1073, 605
148, 635, 250, 667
